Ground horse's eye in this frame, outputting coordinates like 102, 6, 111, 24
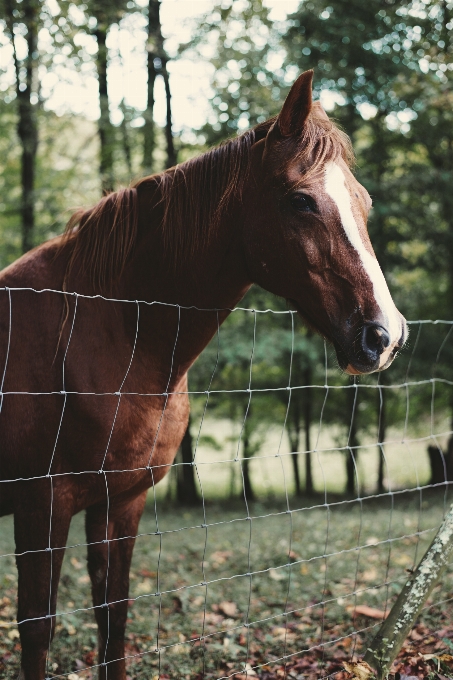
290, 193, 316, 213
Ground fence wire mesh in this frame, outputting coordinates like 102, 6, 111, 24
1, 287, 453, 679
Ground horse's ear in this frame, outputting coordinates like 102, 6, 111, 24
312, 100, 330, 121
277, 70, 314, 137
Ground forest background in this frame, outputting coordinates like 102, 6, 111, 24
1, 0, 453, 504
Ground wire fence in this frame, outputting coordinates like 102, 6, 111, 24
1, 287, 453, 679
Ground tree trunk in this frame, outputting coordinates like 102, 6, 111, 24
143, 0, 159, 175
5, 0, 39, 253
427, 445, 447, 485
288, 432, 300, 497
364, 503, 453, 679
143, 0, 176, 173
304, 367, 314, 495
93, 12, 115, 193
346, 385, 359, 496
242, 432, 255, 502
241, 405, 255, 502
119, 100, 133, 178
287, 399, 301, 497
377, 373, 387, 494
161, 60, 176, 168
176, 416, 198, 505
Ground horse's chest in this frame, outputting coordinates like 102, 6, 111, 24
71, 392, 189, 510
98, 392, 189, 477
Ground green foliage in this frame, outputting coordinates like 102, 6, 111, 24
182, 0, 288, 145
0, 103, 101, 268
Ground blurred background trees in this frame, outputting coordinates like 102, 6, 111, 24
1, 0, 452, 502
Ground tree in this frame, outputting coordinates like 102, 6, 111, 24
86, 0, 126, 193
175, 415, 199, 505
181, 0, 282, 147
3, 0, 40, 252
143, 0, 176, 174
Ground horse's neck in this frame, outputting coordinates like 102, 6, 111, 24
125, 177, 250, 304
120, 178, 252, 381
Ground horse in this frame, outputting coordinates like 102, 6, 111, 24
0, 70, 407, 680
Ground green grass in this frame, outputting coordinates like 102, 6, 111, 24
1, 492, 453, 678
160, 416, 444, 501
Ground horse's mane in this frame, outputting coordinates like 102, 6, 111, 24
62, 109, 353, 292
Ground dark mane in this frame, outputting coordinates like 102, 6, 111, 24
62, 110, 353, 291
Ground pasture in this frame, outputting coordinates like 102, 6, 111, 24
1, 443, 452, 678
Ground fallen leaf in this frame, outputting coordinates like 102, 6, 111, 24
136, 578, 153, 594
422, 653, 453, 662
139, 569, 156, 578
203, 612, 224, 625
7, 629, 19, 640
210, 550, 233, 565
218, 601, 238, 618
362, 568, 377, 582
269, 568, 285, 581
272, 626, 297, 642
243, 663, 257, 676
348, 604, 388, 620
342, 660, 374, 680
70, 557, 83, 570
410, 628, 425, 641
83, 650, 96, 666
439, 654, 453, 663
366, 537, 379, 546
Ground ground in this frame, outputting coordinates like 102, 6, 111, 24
1, 492, 453, 679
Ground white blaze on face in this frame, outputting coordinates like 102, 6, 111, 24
324, 161, 401, 362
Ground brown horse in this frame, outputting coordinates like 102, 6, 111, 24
0, 71, 406, 679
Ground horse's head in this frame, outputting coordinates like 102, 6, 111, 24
244, 70, 407, 375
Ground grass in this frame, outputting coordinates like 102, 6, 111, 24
1, 490, 453, 679
159, 411, 448, 501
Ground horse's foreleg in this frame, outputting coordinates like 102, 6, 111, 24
14, 486, 73, 680
85, 490, 147, 680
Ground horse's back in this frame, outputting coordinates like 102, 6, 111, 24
0, 236, 65, 289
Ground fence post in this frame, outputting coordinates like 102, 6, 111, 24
363, 503, 453, 679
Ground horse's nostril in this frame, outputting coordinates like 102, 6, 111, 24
362, 323, 390, 358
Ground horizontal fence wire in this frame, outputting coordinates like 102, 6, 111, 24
0, 286, 453, 679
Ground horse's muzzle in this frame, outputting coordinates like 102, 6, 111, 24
335, 317, 408, 375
